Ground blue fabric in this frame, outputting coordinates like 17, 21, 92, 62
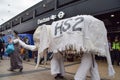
6, 43, 14, 54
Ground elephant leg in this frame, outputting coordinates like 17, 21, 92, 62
74, 53, 93, 80
90, 55, 100, 80
43, 50, 47, 65
90, 57, 100, 80
51, 53, 65, 76
35, 51, 41, 69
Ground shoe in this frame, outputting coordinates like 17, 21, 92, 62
59, 76, 64, 79
19, 68, 23, 72
8, 69, 14, 71
55, 74, 60, 79
55, 74, 64, 80
27, 59, 30, 62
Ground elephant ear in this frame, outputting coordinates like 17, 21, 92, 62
38, 24, 51, 57
34, 24, 51, 69
33, 26, 42, 49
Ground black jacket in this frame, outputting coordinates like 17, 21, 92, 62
0, 38, 4, 52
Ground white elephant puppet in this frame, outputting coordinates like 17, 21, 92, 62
14, 15, 115, 80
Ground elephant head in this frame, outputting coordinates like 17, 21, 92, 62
15, 24, 51, 69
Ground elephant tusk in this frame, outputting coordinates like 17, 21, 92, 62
35, 51, 41, 69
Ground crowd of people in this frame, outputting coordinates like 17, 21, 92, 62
0, 31, 52, 72
0, 31, 31, 72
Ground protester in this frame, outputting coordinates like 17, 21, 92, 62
7, 31, 23, 72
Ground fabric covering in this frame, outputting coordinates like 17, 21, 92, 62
50, 15, 115, 76
16, 15, 115, 77
50, 15, 107, 56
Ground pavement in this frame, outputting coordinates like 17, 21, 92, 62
0, 57, 120, 80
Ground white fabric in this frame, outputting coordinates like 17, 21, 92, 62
90, 56, 100, 80
83, 15, 115, 77
83, 16, 107, 56
13, 38, 19, 44
50, 16, 84, 53
33, 24, 51, 69
19, 39, 37, 51
74, 53, 100, 80
14, 15, 115, 77
36, 24, 51, 56
13, 38, 37, 51
50, 15, 115, 77
51, 53, 65, 76
50, 15, 107, 56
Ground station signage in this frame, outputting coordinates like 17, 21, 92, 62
37, 11, 65, 24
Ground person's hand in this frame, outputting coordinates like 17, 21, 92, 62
1, 49, 3, 52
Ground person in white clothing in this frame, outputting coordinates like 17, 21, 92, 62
74, 53, 100, 80
51, 53, 65, 79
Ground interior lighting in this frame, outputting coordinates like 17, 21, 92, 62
110, 14, 115, 17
